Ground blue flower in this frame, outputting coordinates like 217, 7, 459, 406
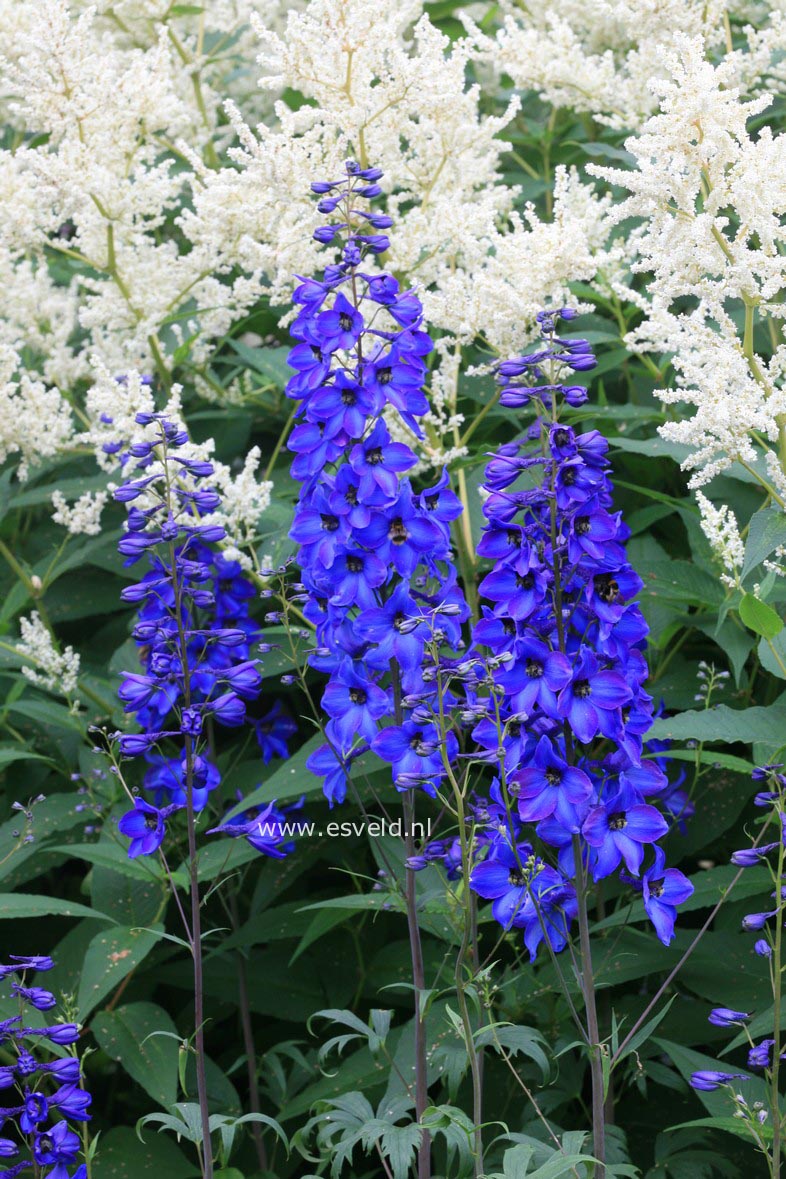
641, 846, 694, 944
582, 786, 668, 878
511, 736, 593, 824
689, 1070, 745, 1091
323, 665, 390, 748
117, 799, 167, 858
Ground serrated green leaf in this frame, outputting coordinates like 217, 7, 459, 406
648, 702, 786, 746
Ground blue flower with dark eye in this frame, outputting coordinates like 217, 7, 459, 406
641, 846, 694, 943
328, 548, 389, 608
19, 1092, 48, 1133
498, 636, 571, 718
557, 651, 632, 744
511, 736, 593, 823
582, 785, 669, 878
372, 720, 457, 792
117, 799, 169, 858
315, 292, 365, 352
469, 841, 535, 928
356, 485, 445, 577
323, 664, 391, 748
349, 420, 417, 505
307, 371, 383, 439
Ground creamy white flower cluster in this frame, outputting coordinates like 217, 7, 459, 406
488, 1, 786, 131
17, 611, 81, 700
0, 0, 612, 487
587, 36, 786, 551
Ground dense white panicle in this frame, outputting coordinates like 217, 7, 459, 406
487, 0, 786, 130
589, 37, 786, 493
51, 490, 108, 536
17, 611, 81, 699
0, 346, 74, 480
695, 491, 745, 587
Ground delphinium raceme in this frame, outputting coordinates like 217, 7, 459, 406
462, 309, 693, 1175
689, 764, 786, 1176
284, 160, 469, 1179
107, 415, 300, 1179
0, 954, 89, 1179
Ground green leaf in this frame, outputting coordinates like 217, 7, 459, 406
77, 923, 164, 1018
654, 1038, 768, 1117
0, 893, 112, 921
639, 560, 725, 608
224, 732, 326, 818
92, 1002, 181, 1110
742, 506, 786, 579
59, 841, 163, 883
648, 702, 786, 746
226, 340, 291, 387
656, 748, 755, 774
92, 1125, 198, 1178
4, 699, 84, 734
667, 1116, 771, 1146
0, 744, 56, 770
739, 592, 783, 638
759, 631, 786, 679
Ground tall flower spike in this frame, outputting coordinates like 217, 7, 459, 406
287, 161, 468, 806
112, 414, 298, 858
467, 309, 693, 956
0, 955, 88, 1179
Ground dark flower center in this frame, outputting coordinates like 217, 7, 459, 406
378, 367, 392, 385
408, 731, 425, 750
310, 345, 322, 360
574, 679, 591, 698
562, 468, 577, 485
576, 518, 590, 536
38, 1135, 53, 1152
339, 312, 353, 331
545, 768, 560, 785
649, 880, 664, 897
389, 518, 408, 544
341, 388, 357, 406
516, 573, 534, 590
346, 556, 364, 573
503, 618, 516, 636
609, 811, 627, 831
506, 529, 521, 547
425, 494, 439, 511
366, 447, 383, 465
349, 688, 367, 705
145, 814, 159, 831
554, 429, 571, 448
525, 659, 543, 679
508, 869, 526, 887
345, 485, 358, 505
393, 610, 406, 632
508, 720, 521, 737
320, 514, 339, 532
596, 574, 619, 603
